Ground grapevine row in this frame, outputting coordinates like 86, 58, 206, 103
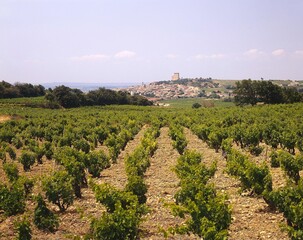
89, 123, 160, 239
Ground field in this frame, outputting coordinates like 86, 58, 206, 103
158, 98, 234, 108
1, 99, 303, 239
0, 97, 47, 106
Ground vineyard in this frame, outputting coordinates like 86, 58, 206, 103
1, 102, 303, 239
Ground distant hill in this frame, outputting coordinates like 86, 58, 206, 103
42, 82, 136, 92
119, 78, 303, 101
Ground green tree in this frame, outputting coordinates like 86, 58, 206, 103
52, 85, 84, 108
192, 102, 202, 109
234, 79, 258, 106
256, 81, 283, 104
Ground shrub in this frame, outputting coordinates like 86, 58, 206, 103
278, 151, 303, 184
104, 134, 120, 162
168, 150, 231, 239
14, 217, 32, 240
92, 182, 139, 213
125, 147, 150, 177
89, 202, 141, 240
221, 138, 233, 157
192, 103, 202, 109
207, 130, 224, 153
17, 176, 34, 198
42, 170, 74, 212
226, 149, 272, 195
169, 125, 188, 155
263, 180, 303, 239
3, 162, 19, 182
0, 183, 26, 216
95, 127, 109, 144
18, 151, 36, 171
246, 161, 273, 195
73, 139, 90, 153
33, 146, 45, 164
281, 131, 296, 154
0, 149, 6, 162
6, 146, 16, 160
174, 150, 216, 187
62, 156, 86, 198
0, 128, 14, 143
12, 137, 23, 149
242, 125, 261, 149
192, 124, 210, 142
34, 194, 59, 232
90, 180, 145, 240
249, 145, 263, 156
125, 175, 147, 204
141, 134, 158, 156
87, 150, 110, 178
270, 151, 280, 168
54, 147, 87, 198
43, 142, 53, 160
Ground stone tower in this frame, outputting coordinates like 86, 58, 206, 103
171, 73, 180, 81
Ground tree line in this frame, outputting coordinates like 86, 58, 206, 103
46, 85, 153, 108
0, 80, 152, 107
0, 81, 45, 99
233, 79, 302, 106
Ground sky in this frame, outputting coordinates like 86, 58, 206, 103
1, 0, 303, 86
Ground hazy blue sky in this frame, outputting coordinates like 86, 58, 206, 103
1, 0, 303, 86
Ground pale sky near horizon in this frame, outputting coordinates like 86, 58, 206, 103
1, 0, 303, 86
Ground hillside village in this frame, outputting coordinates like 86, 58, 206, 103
120, 77, 232, 101
119, 75, 303, 101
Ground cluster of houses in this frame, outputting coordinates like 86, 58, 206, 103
120, 78, 303, 102
121, 81, 232, 101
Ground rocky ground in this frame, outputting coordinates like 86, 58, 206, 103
0, 124, 290, 239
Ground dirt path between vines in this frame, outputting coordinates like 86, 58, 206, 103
141, 127, 199, 240
0, 115, 11, 123
184, 128, 288, 240
0, 124, 289, 240
97, 125, 149, 189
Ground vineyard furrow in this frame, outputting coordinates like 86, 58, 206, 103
233, 143, 287, 189
97, 125, 149, 189
183, 128, 289, 240
141, 127, 199, 240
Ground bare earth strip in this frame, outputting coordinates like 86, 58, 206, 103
184, 128, 288, 240
0, 124, 289, 240
141, 127, 200, 240
97, 125, 149, 189
0, 115, 12, 123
